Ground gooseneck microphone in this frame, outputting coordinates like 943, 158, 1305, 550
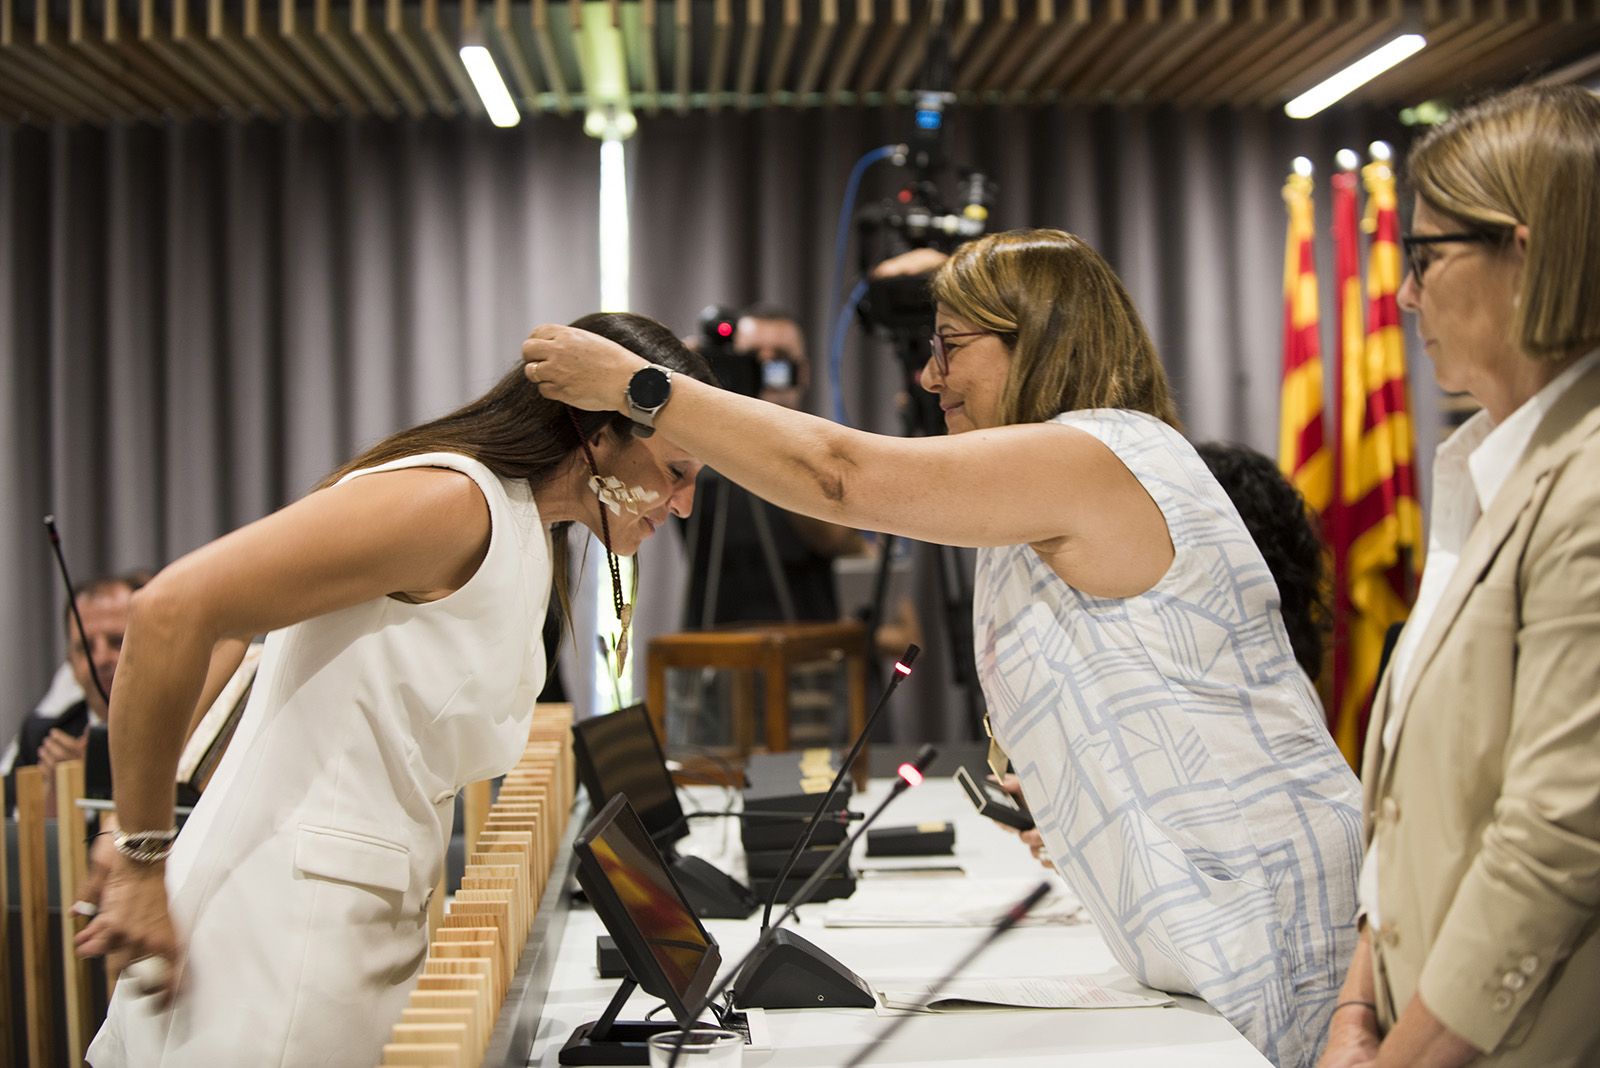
760, 644, 919, 933
44, 514, 111, 710
668, 745, 941, 1068
842, 879, 1055, 1067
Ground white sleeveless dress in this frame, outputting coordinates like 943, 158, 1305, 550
975, 411, 1361, 1068
89, 451, 550, 1067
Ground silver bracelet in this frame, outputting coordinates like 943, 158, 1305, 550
113, 828, 178, 865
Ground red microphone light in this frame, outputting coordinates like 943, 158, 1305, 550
896, 763, 924, 788
897, 188, 913, 203
893, 661, 912, 676
717, 321, 734, 337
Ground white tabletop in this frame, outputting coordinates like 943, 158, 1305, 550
524, 777, 1271, 1067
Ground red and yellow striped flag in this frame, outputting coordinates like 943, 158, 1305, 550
1279, 164, 1331, 513
1326, 153, 1423, 765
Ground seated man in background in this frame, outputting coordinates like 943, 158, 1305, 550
3, 573, 139, 817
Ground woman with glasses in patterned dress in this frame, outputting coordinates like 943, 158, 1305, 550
1317, 85, 1600, 1068
524, 227, 1362, 1068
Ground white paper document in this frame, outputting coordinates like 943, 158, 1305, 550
822, 877, 1084, 928
875, 976, 1175, 1013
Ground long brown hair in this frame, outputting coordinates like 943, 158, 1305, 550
931, 229, 1181, 429
319, 312, 713, 635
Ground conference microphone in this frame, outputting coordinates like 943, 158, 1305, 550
842, 879, 1055, 1068
723, 645, 919, 1011
44, 514, 111, 711
667, 745, 941, 1068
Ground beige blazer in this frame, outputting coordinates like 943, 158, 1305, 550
1360, 361, 1600, 1065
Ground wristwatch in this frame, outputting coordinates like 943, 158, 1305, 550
625, 364, 674, 436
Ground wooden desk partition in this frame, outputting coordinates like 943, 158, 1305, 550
1, 778, 12, 1068
54, 760, 95, 1064
14, 766, 53, 1068
386, 703, 578, 1067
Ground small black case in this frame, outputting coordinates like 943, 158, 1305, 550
865, 821, 956, 857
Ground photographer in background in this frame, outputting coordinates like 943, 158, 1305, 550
685, 304, 867, 627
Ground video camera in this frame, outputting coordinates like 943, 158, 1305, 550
854, 35, 997, 357
697, 304, 799, 398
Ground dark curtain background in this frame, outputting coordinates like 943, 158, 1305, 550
2, 102, 1438, 746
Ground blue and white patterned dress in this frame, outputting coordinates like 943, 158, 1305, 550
975, 410, 1361, 1068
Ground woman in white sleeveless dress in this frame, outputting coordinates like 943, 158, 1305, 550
77, 313, 714, 1067
526, 230, 1362, 1068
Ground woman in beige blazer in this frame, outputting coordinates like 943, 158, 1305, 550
1317, 85, 1600, 1068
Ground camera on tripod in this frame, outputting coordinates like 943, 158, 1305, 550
698, 304, 798, 398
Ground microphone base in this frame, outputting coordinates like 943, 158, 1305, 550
670, 854, 758, 920
730, 928, 876, 1010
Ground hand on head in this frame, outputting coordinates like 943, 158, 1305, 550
522, 324, 646, 413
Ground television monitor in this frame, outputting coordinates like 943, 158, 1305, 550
572, 794, 722, 1026
572, 703, 687, 848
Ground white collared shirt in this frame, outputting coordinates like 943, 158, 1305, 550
1359, 348, 1600, 926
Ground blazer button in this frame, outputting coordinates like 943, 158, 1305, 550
1492, 991, 1513, 1012
1380, 797, 1400, 822
1503, 971, 1526, 991
1520, 954, 1539, 975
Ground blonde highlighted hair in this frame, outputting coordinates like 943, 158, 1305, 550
930, 229, 1181, 429
1407, 85, 1600, 360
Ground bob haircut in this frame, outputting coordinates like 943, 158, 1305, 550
1406, 84, 1600, 360
930, 228, 1181, 430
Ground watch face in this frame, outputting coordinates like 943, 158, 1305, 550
629, 367, 672, 409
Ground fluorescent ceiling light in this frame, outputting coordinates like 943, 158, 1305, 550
1284, 35, 1427, 119
460, 45, 520, 128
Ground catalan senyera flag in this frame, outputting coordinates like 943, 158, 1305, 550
1325, 156, 1423, 766
1279, 168, 1331, 514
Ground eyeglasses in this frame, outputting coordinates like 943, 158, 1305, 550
1400, 232, 1496, 286
928, 330, 991, 376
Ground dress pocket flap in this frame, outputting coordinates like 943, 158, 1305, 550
294, 824, 411, 893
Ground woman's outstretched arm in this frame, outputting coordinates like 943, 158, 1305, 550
523, 324, 1171, 595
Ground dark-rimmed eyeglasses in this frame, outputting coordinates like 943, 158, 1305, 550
928, 331, 991, 376
1401, 232, 1496, 286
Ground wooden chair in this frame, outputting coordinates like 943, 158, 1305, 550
645, 621, 870, 782
14, 767, 53, 1068
54, 760, 96, 1064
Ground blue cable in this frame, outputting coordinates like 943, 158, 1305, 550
826, 144, 900, 427
829, 279, 870, 426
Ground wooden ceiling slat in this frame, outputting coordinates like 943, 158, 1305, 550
884, 0, 936, 94
1250, 0, 1387, 101
634, 0, 659, 111
703, 0, 731, 110
670, 0, 688, 112
34, 0, 157, 116
1373, 7, 1568, 101
766, 0, 800, 95
823, 0, 873, 100
209, 0, 312, 118
137, 0, 241, 113
348, 0, 425, 117
1043, 0, 1130, 96
1175, 0, 1303, 104
0, 50, 101, 120
420, 0, 479, 117
953, 0, 1017, 90
793, 0, 838, 96
308, 0, 396, 116
1145, 0, 1271, 98
1063, 0, 1168, 100
280, 0, 370, 116
1126, 0, 1230, 99
531, 0, 571, 114
949, 0, 983, 56
734, 0, 761, 107
855, 0, 911, 93
173, 0, 282, 116
1099, 0, 1199, 99
981, 0, 1056, 94
1201, 0, 1335, 103
72, 0, 189, 112
396, 0, 458, 113
1359, 0, 1532, 100
241, 0, 340, 117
